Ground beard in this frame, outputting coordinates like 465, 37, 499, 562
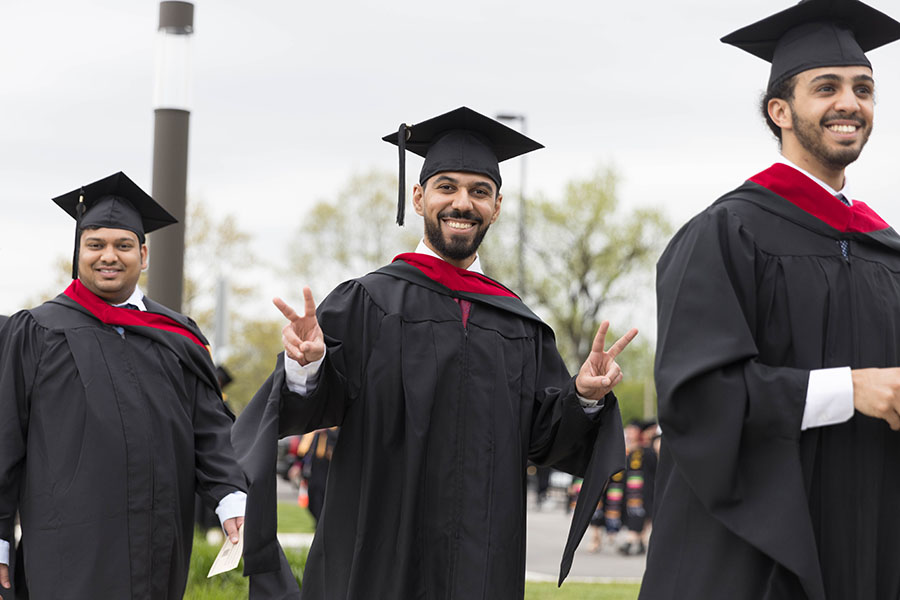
791, 108, 872, 171
423, 209, 491, 261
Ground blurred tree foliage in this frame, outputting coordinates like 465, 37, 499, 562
286, 169, 421, 299
481, 167, 671, 419
180, 201, 281, 413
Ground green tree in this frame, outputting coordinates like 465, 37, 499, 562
481, 167, 671, 419
287, 170, 421, 297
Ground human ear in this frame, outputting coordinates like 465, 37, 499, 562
490, 193, 502, 224
412, 183, 425, 217
768, 98, 792, 131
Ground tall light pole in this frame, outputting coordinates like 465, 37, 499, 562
495, 113, 528, 295
147, 1, 194, 311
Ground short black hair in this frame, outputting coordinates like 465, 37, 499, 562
760, 75, 798, 142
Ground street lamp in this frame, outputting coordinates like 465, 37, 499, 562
147, 1, 194, 311
495, 113, 528, 295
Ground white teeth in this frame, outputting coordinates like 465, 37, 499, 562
445, 221, 473, 230
829, 124, 858, 133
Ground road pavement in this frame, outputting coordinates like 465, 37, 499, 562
276, 478, 646, 584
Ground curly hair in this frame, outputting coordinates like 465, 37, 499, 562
759, 75, 798, 142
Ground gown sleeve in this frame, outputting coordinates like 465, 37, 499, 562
190, 370, 247, 508
525, 325, 627, 584
655, 205, 820, 585
0, 313, 42, 548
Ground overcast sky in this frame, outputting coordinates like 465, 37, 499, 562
3, 0, 900, 332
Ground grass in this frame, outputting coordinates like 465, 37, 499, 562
526, 582, 640, 599
276, 500, 318, 533
184, 533, 307, 599
186, 503, 640, 599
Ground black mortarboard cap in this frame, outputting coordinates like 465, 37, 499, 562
382, 106, 543, 226
52, 171, 177, 278
722, 0, 900, 90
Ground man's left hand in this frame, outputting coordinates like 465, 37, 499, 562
575, 321, 638, 401
223, 516, 244, 544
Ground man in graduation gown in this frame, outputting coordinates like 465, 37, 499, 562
0, 172, 247, 599
641, 2, 900, 599
233, 107, 636, 599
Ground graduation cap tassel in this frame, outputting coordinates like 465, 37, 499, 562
396, 123, 408, 227
71, 188, 86, 279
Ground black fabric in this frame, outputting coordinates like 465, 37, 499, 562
721, 0, 900, 89
52, 171, 176, 241
235, 262, 624, 599
0, 294, 246, 600
641, 180, 900, 600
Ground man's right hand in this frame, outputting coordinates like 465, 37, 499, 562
1, 562, 10, 589
274, 287, 325, 366
851, 368, 900, 430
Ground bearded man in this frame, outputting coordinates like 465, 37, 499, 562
642, 1, 900, 599
234, 107, 637, 599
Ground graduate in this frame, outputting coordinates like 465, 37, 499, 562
0, 173, 247, 599
641, 1, 900, 598
234, 107, 637, 599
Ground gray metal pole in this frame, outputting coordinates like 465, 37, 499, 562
496, 113, 528, 295
147, 1, 194, 312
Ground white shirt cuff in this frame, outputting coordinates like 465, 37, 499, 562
283, 351, 325, 395
0, 538, 8, 565
577, 393, 604, 415
215, 491, 247, 527
802, 367, 855, 430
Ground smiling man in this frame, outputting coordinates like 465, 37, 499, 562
233, 107, 636, 599
641, 1, 900, 599
0, 172, 247, 600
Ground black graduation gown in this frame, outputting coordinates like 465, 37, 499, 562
0, 292, 246, 600
641, 165, 900, 600
234, 257, 625, 600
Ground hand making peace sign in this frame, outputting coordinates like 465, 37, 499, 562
575, 321, 639, 401
273, 286, 326, 366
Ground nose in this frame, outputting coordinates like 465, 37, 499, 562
99, 245, 118, 263
834, 86, 861, 113
450, 189, 475, 212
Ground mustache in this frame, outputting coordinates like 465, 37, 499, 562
438, 209, 483, 224
821, 112, 866, 126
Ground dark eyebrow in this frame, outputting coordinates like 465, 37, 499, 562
808, 74, 841, 84
808, 73, 875, 86
82, 236, 137, 244
470, 181, 495, 194
432, 175, 459, 185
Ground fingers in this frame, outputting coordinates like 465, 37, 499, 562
886, 411, 900, 431
591, 321, 610, 354
282, 324, 305, 364
0, 563, 9, 589
606, 328, 639, 360
302, 286, 317, 319
273, 297, 300, 322
223, 517, 242, 544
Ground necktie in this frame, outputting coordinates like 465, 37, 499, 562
454, 298, 472, 328
836, 194, 850, 259
120, 303, 140, 311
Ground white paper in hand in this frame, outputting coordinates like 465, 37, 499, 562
207, 523, 244, 577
